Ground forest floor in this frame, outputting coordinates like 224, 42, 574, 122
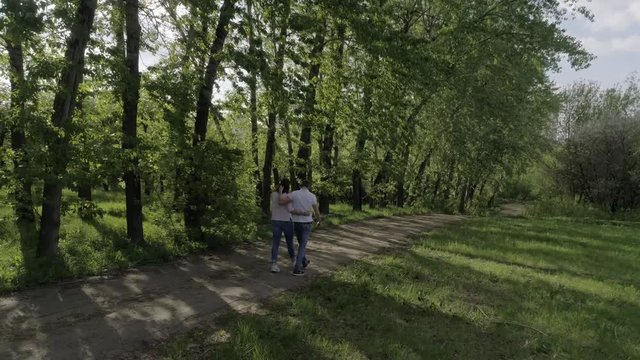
0, 212, 466, 360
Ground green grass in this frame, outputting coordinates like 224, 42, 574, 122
0, 190, 204, 293
161, 216, 640, 359
321, 203, 428, 226
0, 192, 426, 293
526, 198, 640, 221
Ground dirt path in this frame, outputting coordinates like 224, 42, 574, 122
0, 214, 465, 360
500, 203, 526, 217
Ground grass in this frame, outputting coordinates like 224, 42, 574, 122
0, 191, 426, 293
0, 190, 202, 293
161, 216, 640, 359
526, 198, 640, 221
321, 203, 428, 226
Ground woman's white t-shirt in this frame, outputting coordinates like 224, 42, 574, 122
270, 191, 293, 221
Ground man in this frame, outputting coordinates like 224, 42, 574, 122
279, 179, 321, 276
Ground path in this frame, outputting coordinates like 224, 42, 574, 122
500, 203, 526, 217
0, 214, 465, 360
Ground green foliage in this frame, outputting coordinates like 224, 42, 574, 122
161, 216, 640, 359
187, 140, 260, 246
75, 199, 105, 220
552, 77, 640, 212
526, 199, 640, 222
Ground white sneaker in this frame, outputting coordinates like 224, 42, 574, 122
270, 263, 280, 273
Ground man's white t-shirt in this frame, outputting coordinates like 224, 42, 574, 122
288, 187, 317, 223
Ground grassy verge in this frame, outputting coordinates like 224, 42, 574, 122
0, 191, 200, 293
321, 203, 428, 226
0, 193, 426, 293
526, 198, 640, 221
161, 216, 640, 359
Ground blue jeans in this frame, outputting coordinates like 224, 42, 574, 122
293, 222, 312, 271
271, 220, 295, 263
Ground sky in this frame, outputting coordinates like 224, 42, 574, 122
552, 0, 640, 88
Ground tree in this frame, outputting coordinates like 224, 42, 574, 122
122, 0, 144, 244
37, 0, 98, 257
1, 0, 43, 225
555, 78, 640, 212
183, 0, 237, 241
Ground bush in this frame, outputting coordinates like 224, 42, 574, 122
182, 140, 260, 247
500, 178, 536, 201
526, 199, 612, 218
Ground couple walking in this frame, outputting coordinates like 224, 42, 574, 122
270, 178, 321, 276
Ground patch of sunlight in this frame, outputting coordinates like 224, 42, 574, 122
421, 242, 567, 273
422, 248, 640, 307
385, 343, 423, 360
527, 307, 597, 346
306, 334, 367, 360
513, 240, 578, 254
234, 322, 273, 359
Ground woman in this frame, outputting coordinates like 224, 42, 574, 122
270, 178, 296, 273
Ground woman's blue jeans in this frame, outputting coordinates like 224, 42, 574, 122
271, 220, 295, 263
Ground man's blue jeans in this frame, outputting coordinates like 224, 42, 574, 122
271, 220, 295, 263
293, 222, 312, 271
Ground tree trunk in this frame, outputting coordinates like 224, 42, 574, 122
432, 173, 442, 204
273, 167, 280, 186
78, 183, 92, 201
408, 155, 429, 206
477, 181, 486, 199
260, 1, 289, 213
457, 179, 468, 214
318, 123, 334, 214
441, 162, 456, 204
37, 0, 98, 257
184, 0, 236, 241
371, 151, 393, 208
121, 0, 144, 244
261, 111, 277, 216
351, 83, 371, 212
318, 25, 345, 215
467, 181, 478, 207
191, 0, 235, 145
247, 0, 261, 203
351, 130, 367, 211
284, 114, 296, 188
395, 100, 427, 208
6, 40, 35, 224
396, 145, 410, 208
296, 26, 325, 183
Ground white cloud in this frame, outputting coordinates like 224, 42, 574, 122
580, 35, 640, 56
579, 0, 640, 32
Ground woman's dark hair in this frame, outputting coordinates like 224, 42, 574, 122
280, 178, 291, 193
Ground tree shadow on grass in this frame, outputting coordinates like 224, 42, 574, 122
13, 219, 72, 292
401, 248, 640, 359
172, 259, 561, 359
85, 218, 175, 269
176, 275, 525, 360
430, 219, 640, 288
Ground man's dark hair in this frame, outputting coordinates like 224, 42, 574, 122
301, 179, 310, 188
